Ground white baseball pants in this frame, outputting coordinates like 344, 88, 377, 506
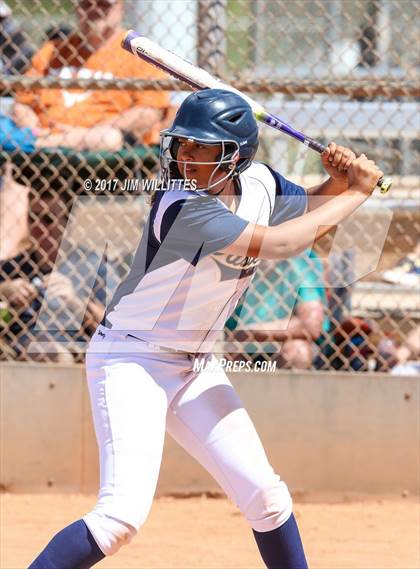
83, 326, 292, 556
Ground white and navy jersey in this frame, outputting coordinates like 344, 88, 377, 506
104, 162, 307, 353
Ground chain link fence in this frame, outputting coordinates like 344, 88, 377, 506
0, 0, 418, 372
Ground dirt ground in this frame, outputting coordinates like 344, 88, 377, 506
1, 494, 419, 569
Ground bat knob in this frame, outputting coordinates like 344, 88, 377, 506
378, 176, 392, 194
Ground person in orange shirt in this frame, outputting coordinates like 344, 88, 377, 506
14, 0, 177, 151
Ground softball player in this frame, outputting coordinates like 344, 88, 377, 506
29, 89, 383, 569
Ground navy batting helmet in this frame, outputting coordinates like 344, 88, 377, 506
160, 88, 259, 187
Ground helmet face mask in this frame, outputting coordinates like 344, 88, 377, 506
159, 89, 259, 191
160, 135, 240, 190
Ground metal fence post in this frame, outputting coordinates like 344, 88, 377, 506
197, 0, 227, 75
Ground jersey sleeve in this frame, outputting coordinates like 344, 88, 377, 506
266, 166, 308, 226
157, 193, 249, 263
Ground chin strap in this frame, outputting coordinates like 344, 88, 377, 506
212, 186, 226, 196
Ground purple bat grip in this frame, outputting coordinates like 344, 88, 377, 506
261, 111, 326, 154
260, 110, 391, 192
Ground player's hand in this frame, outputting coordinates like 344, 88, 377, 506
42, 273, 77, 305
0, 278, 37, 307
347, 154, 384, 195
12, 102, 41, 130
322, 142, 356, 183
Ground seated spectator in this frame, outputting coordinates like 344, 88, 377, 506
13, 0, 177, 151
358, 323, 420, 375
0, 187, 119, 362
225, 249, 330, 369
324, 317, 377, 372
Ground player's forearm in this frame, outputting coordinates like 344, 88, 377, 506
241, 316, 313, 342
100, 106, 163, 131
306, 177, 348, 210
237, 317, 315, 342
259, 188, 368, 259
